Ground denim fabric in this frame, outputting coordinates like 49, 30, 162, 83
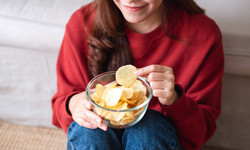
67, 110, 182, 150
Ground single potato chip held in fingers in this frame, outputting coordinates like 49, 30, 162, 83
116, 64, 137, 88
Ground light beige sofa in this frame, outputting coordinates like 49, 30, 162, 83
0, 0, 92, 127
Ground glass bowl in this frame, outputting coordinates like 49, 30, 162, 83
86, 71, 152, 129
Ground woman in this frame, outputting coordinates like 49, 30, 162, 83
52, 0, 224, 149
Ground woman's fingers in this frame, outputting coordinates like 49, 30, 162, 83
148, 72, 174, 82
73, 106, 108, 131
74, 116, 106, 130
82, 105, 108, 131
81, 99, 108, 131
135, 65, 173, 76
70, 92, 108, 131
150, 81, 174, 91
73, 115, 97, 129
135, 65, 178, 106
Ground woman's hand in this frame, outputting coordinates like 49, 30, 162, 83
68, 91, 108, 131
135, 65, 179, 106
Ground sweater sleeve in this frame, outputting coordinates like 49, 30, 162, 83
162, 30, 224, 149
51, 8, 90, 133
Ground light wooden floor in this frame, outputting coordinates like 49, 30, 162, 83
0, 121, 67, 150
0, 121, 232, 150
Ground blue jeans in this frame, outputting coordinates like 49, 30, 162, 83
67, 110, 182, 150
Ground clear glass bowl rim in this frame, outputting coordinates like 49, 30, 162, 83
86, 71, 153, 112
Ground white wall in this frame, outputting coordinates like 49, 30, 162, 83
196, 0, 250, 36
196, 0, 250, 76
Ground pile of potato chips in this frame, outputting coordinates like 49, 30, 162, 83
90, 65, 148, 126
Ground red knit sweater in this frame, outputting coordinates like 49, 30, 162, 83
52, 3, 224, 150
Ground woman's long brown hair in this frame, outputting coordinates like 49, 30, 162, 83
85, 0, 204, 78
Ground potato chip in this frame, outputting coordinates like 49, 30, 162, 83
136, 96, 147, 107
102, 87, 122, 107
112, 112, 125, 122
95, 84, 106, 98
124, 111, 135, 117
104, 112, 112, 120
110, 120, 120, 125
116, 64, 137, 88
109, 100, 124, 110
91, 93, 99, 102
120, 117, 135, 125
132, 80, 146, 100
119, 86, 134, 99
101, 82, 118, 106
101, 82, 116, 97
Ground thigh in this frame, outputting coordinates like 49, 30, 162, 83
122, 109, 181, 150
67, 121, 123, 150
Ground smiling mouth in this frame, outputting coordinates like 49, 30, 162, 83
123, 4, 147, 12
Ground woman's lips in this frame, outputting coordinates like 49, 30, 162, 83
123, 4, 146, 12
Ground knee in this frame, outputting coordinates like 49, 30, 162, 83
67, 122, 122, 150
129, 109, 175, 133
122, 110, 179, 150
67, 122, 100, 145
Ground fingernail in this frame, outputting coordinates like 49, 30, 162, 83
91, 125, 97, 128
87, 103, 92, 109
96, 118, 101, 124
100, 125, 107, 131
